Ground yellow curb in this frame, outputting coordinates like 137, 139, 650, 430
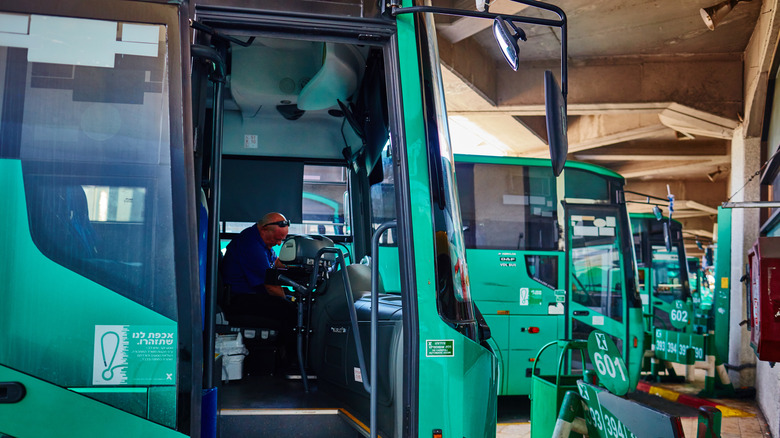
643, 385, 755, 418
648, 386, 681, 402
715, 405, 755, 418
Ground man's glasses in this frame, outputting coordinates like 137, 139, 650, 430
265, 220, 290, 228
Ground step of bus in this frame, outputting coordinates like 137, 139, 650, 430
219, 408, 367, 438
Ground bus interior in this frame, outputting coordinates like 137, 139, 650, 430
193, 21, 406, 438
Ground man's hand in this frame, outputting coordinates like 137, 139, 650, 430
266, 284, 287, 298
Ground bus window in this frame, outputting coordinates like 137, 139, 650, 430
651, 245, 684, 303
458, 162, 559, 251
83, 186, 147, 223
569, 211, 624, 322
221, 162, 350, 238
525, 254, 559, 289
1, 13, 178, 428
565, 168, 610, 201
370, 144, 396, 238
417, 12, 476, 338
371, 144, 401, 293
302, 164, 350, 236
18, 21, 176, 319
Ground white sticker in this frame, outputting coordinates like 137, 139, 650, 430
354, 367, 363, 383
502, 194, 528, 205
519, 287, 529, 306
606, 216, 616, 227
599, 227, 615, 237
592, 315, 604, 326
640, 294, 649, 305
0, 15, 159, 67
548, 303, 564, 315
93, 325, 128, 385
574, 225, 599, 236
121, 23, 159, 44
244, 134, 258, 149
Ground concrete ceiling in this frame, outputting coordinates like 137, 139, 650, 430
435, 0, 771, 254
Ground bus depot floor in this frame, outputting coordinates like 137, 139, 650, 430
496, 375, 771, 437
216, 368, 770, 437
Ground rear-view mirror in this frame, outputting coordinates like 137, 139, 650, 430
393, 1, 568, 169
544, 70, 568, 176
492, 17, 524, 72
653, 205, 663, 221
663, 221, 672, 253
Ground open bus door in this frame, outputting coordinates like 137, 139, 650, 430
0, 1, 198, 437
565, 203, 643, 390
1, 0, 571, 436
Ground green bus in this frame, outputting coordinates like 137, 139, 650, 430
0, 0, 570, 437
629, 214, 691, 335
688, 256, 713, 311
454, 155, 645, 396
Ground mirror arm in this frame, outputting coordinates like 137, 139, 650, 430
505, 0, 567, 98
391, 2, 567, 98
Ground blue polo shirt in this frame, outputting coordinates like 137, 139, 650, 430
222, 224, 277, 295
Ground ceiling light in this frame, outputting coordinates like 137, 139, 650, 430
707, 168, 723, 182
700, 0, 752, 31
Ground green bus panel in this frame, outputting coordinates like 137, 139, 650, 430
467, 249, 564, 316
0, 366, 184, 437
506, 316, 561, 395
396, 11, 497, 436
483, 315, 510, 393
713, 207, 731, 363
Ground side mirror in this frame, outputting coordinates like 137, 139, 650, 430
663, 221, 672, 253
545, 70, 568, 176
493, 19, 567, 176
653, 205, 663, 221
492, 17, 526, 72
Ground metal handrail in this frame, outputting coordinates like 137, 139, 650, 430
279, 222, 396, 437
280, 246, 371, 393
370, 221, 397, 438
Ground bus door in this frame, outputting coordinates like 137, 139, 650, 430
648, 233, 691, 333
566, 204, 638, 383
0, 2, 196, 437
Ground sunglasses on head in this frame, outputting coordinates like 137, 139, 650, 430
265, 220, 290, 228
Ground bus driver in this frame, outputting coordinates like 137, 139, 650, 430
222, 212, 297, 371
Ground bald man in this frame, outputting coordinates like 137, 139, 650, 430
223, 212, 290, 297
222, 212, 297, 371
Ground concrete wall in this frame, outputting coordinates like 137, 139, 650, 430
727, 126, 760, 389
756, 360, 780, 437
730, 126, 780, 436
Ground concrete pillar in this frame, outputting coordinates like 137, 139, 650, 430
756, 360, 780, 437
727, 124, 761, 388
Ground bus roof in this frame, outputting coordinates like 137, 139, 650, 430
629, 212, 683, 227
453, 154, 624, 181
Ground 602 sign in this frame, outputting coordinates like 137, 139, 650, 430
670, 300, 691, 329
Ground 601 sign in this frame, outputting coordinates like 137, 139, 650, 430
587, 330, 629, 396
